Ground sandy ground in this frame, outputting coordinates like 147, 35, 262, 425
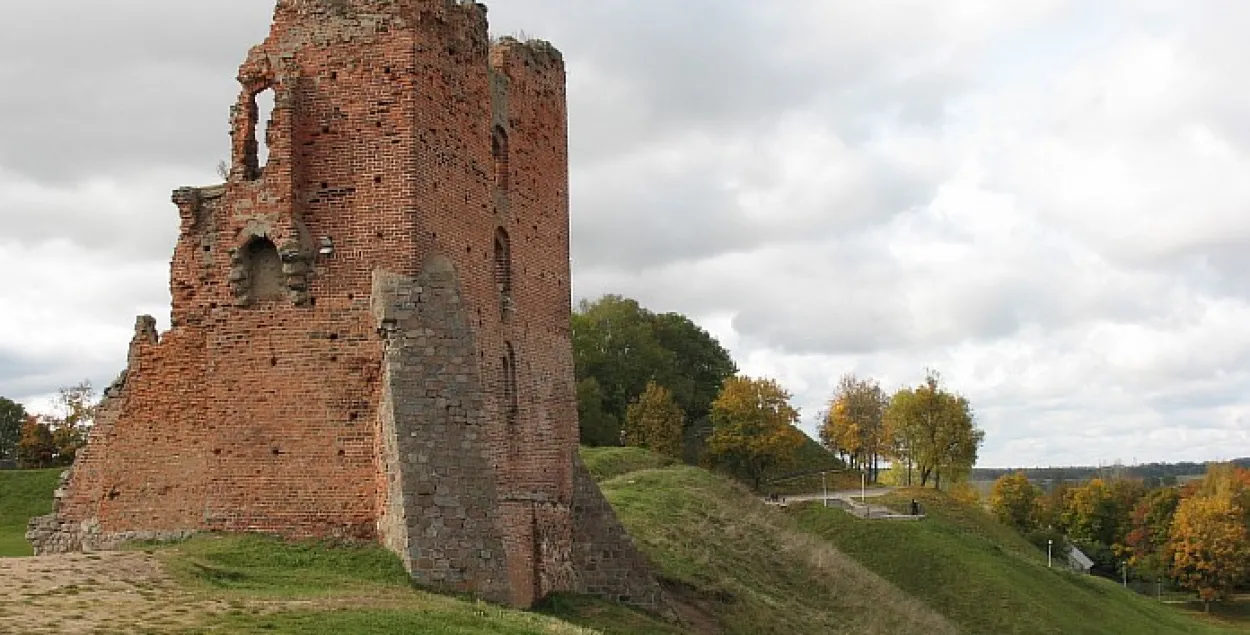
0, 551, 231, 635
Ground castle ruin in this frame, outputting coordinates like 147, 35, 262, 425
27, 0, 661, 611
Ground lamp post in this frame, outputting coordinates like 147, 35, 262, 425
861, 468, 867, 519
822, 471, 828, 508
1047, 539, 1052, 568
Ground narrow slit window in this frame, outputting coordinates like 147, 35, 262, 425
491, 125, 510, 191
502, 343, 518, 424
494, 228, 513, 312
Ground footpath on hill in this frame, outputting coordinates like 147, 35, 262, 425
768, 486, 925, 520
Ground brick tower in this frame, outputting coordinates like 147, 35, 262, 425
27, 0, 661, 611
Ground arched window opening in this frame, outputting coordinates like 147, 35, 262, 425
502, 343, 519, 425
491, 125, 510, 191
244, 237, 286, 304
244, 88, 276, 181
494, 228, 513, 313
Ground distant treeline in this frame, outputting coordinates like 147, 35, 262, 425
974, 457, 1250, 489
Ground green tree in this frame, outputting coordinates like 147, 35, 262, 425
705, 376, 806, 491
990, 471, 1042, 533
0, 396, 26, 462
576, 378, 620, 447
624, 381, 685, 460
649, 312, 737, 424
883, 370, 984, 489
17, 416, 56, 469
572, 295, 736, 453
819, 374, 889, 482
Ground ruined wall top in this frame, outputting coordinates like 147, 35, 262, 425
274, 0, 485, 22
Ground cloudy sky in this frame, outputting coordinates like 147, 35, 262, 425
2, 1, 1248, 468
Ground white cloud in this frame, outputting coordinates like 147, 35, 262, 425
2, 0, 1249, 468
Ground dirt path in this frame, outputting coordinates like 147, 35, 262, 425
0, 552, 232, 634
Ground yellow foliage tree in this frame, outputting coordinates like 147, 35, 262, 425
706, 375, 806, 491
819, 374, 888, 482
624, 381, 685, 460
989, 471, 1041, 533
1168, 491, 1250, 611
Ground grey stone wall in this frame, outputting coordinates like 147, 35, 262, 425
372, 259, 510, 602
570, 453, 666, 612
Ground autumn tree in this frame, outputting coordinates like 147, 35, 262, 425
883, 370, 984, 489
17, 416, 56, 469
1059, 477, 1145, 573
624, 381, 685, 460
0, 396, 26, 462
705, 375, 806, 491
819, 374, 888, 482
1169, 490, 1250, 611
44, 381, 97, 465
1125, 487, 1181, 581
990, 471, 1042, 533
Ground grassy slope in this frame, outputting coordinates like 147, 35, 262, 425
583, 448, 956, 635
0, 468, 60, 557
581, 446, 679, 482
793, 488, 1239, 635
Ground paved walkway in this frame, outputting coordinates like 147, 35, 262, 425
765, 487, 926, 520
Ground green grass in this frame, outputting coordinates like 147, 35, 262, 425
205, 605, 599, 635
159, 533, 413, 597
581, 446, 678, 482
583, 447, 956, 635
161, 534, 661, 634
0, 468, 61, 557
793, 488, 1241, 635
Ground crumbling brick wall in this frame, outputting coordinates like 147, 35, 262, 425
30, 0, 662, 613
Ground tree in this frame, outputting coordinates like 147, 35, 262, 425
883, 370, 984, 489
572, 295, 736, 453
0, 396, 26, 462
649, 312, 737, 425
990, 471, 1042, 533
1168, 491, 1250, 611
16, 416, 56, 469
1059, 477, 1145, 574
819, 374, 889, 482
705, 376, 806, 491
577, 378, 620, 447
624, 381, 685, 460
1125, 487, 1181, 581
43, 381, 97, 465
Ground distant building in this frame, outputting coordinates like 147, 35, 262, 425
1066, 545, 1095, 574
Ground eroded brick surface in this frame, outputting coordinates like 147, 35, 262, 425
28, 0, 661, 612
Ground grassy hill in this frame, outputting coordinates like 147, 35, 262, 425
792, 488, 1241, 635
581, 449, 956, 634
0, 468, 60, 557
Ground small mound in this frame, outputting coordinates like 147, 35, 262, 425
580, 446, 678, 482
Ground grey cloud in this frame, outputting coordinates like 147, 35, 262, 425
0, 3, 272, 182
